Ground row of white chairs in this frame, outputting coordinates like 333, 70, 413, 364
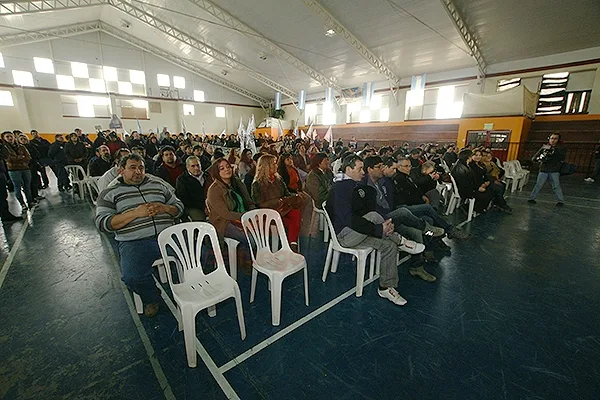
503, 160, 530, 193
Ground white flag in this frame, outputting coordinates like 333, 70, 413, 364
300, 129, 306, 140
292, 117, 299, 137
306, 121, 314, 141
246, 114, 257, 154
237, 116, 245, 141
181, 115, 187, 134
201, 122, 206, 139
323, 125, 333, 148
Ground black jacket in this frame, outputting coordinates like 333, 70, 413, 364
64, 141, 88, 164
532, 144, 567, 173
452, 160, 478, 199
31, 137, 51, 159
175, 171, 206, 210
469, 161, 491, 187
88, 157, 112, 177
443, 152, 458, 168
48, 141, 69, 164
410, 169, 436, 194
392, 172, 425, 206
326, 178, 383, 237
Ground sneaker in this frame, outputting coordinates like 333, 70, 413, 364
448, 227, 470, 240
424, 222, 445, 237
378, 287, 407, 306
527, 199, 537, 204
584, 177, 594, 183
409, 266, 437, 282
556, 202, 564, 207
398, 237, 425, 254
144, 303, 160, 317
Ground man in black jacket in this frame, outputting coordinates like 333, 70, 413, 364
528, 133, 566, 206
175, 156, 207, 221
88, 145, 112, 177
326, 154, 424, 306
48, 135, 71, 191
30, 130, 51, 188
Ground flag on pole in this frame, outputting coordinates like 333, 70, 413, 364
292, 117, 299, 137
136, 117, 142, 134
220, 129, 226, 137
306, 121, 314, 141
276, 119, 284, 140
300, 129, 306, 140
246, 114, 257, 154
323, 125, 333, 148
181, 115, 187, 134
237, 117, 246, 152
201, 122, 206, 139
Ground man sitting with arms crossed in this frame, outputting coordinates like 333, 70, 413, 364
176, 156, 207, 221
326, 154, 424, 306
95, 154, 184, 317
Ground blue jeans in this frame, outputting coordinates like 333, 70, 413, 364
118, 238, 161, 304
8, 170, 32, 205
528, 172, 564, 202
403, 204, 452, 232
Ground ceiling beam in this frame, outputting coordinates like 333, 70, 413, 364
301, 0, 402, 89
0, 21, 103, 47
99, 23, 268, 105
0, 0, 106, 15
186, 0, 343, 93
439, 0, 487, 76
108, 0, 296, 99
0, 0, 296, 99
0, 20, 268, 104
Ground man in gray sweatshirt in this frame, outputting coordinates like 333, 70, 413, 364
95, 153, 184, 317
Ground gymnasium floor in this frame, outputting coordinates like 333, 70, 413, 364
1, 174, 599, 400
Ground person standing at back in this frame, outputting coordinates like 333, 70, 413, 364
528, 133, 566, 207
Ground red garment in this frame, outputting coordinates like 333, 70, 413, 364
163, 163, 184, 186
282, 208, 301, 243
287, 166, 300, 192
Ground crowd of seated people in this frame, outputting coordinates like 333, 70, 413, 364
1, 125, 517, 313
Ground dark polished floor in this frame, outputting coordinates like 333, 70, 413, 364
1, 174, 599, 400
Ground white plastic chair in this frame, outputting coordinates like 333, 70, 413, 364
446, 173, 476, 222
223, 237, 239, 280
241, 209, 309, 326
321, 202, 378, 297
513, 160, 530, 188
503, 161, 526, 193
311, 198, 329, 243
65, 164, 99, 202
133, 256, 179, 313
157, 222, 246, 368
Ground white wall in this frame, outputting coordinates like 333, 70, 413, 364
0, 32, 260, 106
0, 87, 265, 134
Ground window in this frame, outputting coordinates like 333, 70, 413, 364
497, 78, 521, 92
117, 99, 148, 119
12, 70, 34, 86
61, 95, 110, 118
0, 90, 14, 106
118, 81, 133, 95
369, 95, 382, 110
564, 90, 591, 114
215, 106, 225, 118
33, 57, 54, 74
183, 103, 194, 116
345, 101, 361, 123
129, 70, 145, 85
173, 76, 185, 89
0, 52, 4, 68
89, 78, 106, 93
380, 108, 389, 122
157, 74, 170, 87
435, 85, 463, 119
322, 109, 336, 125
71, 62, 89, 78
536, 72, 569, 115
56, 75, 75, 90
359, 109, 370, 123
194, 90, 205, 102
305, 103, 317, 125
103, 66, 118, 81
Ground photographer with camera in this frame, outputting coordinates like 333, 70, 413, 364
527, 133, 566, 206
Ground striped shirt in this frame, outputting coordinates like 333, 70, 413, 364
95, 175, 184, 242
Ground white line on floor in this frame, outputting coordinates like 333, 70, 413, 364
154, 277, 240, 400
218, 275, 379, 374
0, 211, 31, 289
100, 234, 176, 400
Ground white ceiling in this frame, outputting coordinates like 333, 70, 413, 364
1, 0, 599, 101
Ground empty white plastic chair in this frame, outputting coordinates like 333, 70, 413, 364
223, 237, 239, 280
503, 161, 526, 193
513, 160, 530, 188
157, 222, 246, 367
311, 198, 329, 243
321, 202, 377, 297
241, 209, 309, 326
65, 164, 99, 203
